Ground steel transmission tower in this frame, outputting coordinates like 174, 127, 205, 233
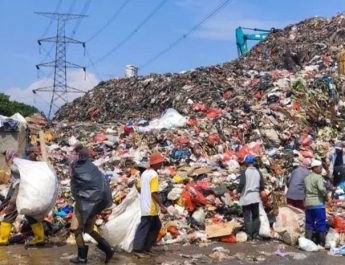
33, 12, 87, 119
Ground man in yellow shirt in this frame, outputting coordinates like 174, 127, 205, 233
133, 152, 167, 255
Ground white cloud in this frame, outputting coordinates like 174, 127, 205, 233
5, 69, 98, 117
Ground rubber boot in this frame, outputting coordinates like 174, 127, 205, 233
70, 246, 88, 264
96, 237, 115, 263
0, 222, 12, 246
25, 222, 45, 247
305, 230, 313, 240
252, 219, 260, 240
244, 221, 254, 240
318, 232, 326, 247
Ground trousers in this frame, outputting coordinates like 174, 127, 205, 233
305, 207, 327, 232
133, 216, 162, 252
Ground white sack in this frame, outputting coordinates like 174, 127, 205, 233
259, 203, 271, 238
100, 187, 141, 252
14, 158, 58, 220
273, 205, 305, 245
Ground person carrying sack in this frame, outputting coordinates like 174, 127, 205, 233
69, 145, 114, 264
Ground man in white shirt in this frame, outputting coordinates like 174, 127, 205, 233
133, 152, 167, 255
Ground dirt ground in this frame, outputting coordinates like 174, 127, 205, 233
0, 240, 343, 265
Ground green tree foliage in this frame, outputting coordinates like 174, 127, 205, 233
0, 93, 39, 117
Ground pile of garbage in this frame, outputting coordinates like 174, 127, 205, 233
45, 13, 345, 252
4, 13, 345, 252
55, 13, 345, 122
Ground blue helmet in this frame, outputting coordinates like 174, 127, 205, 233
244, 154, 255, 164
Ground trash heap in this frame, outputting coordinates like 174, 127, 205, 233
23, 13, 345, 251
55, 13, 345, 122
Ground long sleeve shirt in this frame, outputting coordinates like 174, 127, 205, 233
304, 172, 327, 207
238, 166, 264, 206
286, 166, 310, 200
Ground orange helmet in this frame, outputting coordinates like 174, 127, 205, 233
149, 152, 164, 166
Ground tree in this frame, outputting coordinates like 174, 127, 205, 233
0, 93, 39, 117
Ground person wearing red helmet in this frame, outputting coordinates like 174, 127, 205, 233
133, 152, 167, 256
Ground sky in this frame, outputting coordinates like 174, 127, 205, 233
0, 0, 344, 115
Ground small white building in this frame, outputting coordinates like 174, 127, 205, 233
125, 65, 138, 78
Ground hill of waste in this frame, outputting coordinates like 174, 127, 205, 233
40, 13, 345, 248
55, 13, 345, 123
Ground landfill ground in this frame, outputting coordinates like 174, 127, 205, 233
0, 241, 343, 265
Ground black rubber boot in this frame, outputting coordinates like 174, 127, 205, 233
318, 232, 326, 247
305, 230, 313, 240
70, 246, 88, 264
244, 221, 254, 240
96, 238, 115, 263
252, 219, 260, 240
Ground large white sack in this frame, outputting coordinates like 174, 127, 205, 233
259, 203, 271, 238
138, 109, 187, 132
273, 205, 304, 245
100, 187, 141, 252
14, 158, 58, 220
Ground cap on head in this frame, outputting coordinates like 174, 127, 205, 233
149, 152, 164, 166
310, 160, 322, 168
244, 154, 255, 164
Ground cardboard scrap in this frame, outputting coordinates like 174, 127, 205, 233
206, 219, 241, 238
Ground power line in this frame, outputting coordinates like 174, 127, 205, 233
67, 0, 77, 14
70, 0, 92, 38
87, 0, 131, 43
85, 48, 102, 79
39, 0, 63, 38
89, 0, 168, 67
140, 0, 232, 70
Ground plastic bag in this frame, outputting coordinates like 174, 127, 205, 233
14, 158, 58, 221
192, 208, 206, 225
259, 203, 271, 238
138, 109, 187, 132
220, 234, 237, 243
100, 187, 141, 252
181, 190, 195, 212
333, 216, 345, 232
298, 237, 319, 252
326, 228, 340, 249
236, 231, 248, 242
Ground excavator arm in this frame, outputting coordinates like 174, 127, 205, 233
235, 27, 277, 57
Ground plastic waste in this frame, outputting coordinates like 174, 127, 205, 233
236, 231, 248, 242
259, 203, 271, 238
298, 237, 319, 252
167, 187, 183, 201
138, 109, 187, 132
325, 228, 340, 249
192, 208, 206, 225
14, 158, 58, 221
329, 244, 345, 256
100, 187, 141, 252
